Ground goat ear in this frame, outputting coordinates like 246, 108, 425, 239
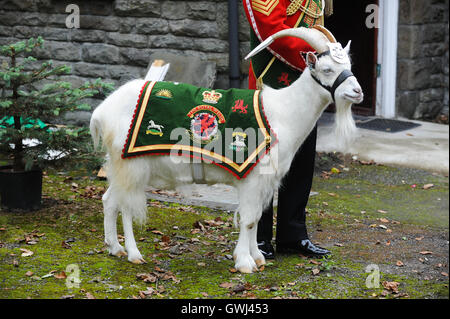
305, 52, 318, 69
344, 40, 352, 54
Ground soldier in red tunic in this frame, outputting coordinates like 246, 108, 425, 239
243, 0, 332, 258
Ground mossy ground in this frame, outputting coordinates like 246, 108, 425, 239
0, 157, 448, 299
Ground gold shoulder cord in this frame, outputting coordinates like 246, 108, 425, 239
255, 0, 325, 89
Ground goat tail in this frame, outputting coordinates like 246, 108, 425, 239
90, 112, 102, 150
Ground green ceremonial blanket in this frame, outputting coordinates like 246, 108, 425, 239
122, 81, 278, 179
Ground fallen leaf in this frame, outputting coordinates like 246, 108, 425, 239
423, 184, 434, 190
85, 292, 96, 299
219, 282, 233, 289
197, 262, 206, 267
25, 271, 34, 277
378, 225, 388, 230
377, 210, 387, 214
382, 281, 400, 293
310, 260, 322, 265
200, 292, 208, 297
54, 271, 67, 279
331, 168, 340, 174
136, 273, 157, 283
151, 230, 164, 236
233, 284, 246, 293
328, 193, 337, 197
312, 268, 320, 276
419, 251, 433, 255
379, 218, 389, 223
20, 248, 34, 257
396, 261, 404, 267
161, 235, 171, 243
334, 243, 344, 247
441, 272, 449, 277
61, 241, 72, 249
229, 268, 237, 273
415, 236, 424, 241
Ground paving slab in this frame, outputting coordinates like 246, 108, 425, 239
317, 114, 449, 175
146, 113, 449, 210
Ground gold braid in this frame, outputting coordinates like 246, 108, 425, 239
286, 0, 324, 17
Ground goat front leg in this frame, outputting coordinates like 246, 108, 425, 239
233, 206, 261, 273
103, 187, 127, 257
121, 212, 146, 264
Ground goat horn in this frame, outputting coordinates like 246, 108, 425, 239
245, 27, 332, 60
312, 25, 337, 43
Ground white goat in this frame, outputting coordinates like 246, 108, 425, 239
90, 26, 363, 273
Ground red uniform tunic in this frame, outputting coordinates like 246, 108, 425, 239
243, 0, 324, 89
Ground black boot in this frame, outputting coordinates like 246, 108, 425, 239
277, 239, 331, 258
257, 240, 275, 259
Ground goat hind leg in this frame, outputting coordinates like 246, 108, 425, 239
249, 224, 265, 268
103, 187, 127, 257
122, 211, 146, 264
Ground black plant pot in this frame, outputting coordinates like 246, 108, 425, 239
0, 166, 42, 211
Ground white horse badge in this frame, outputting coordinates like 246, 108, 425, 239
146, 120, 164, 137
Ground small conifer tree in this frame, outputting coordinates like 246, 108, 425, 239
0, 37, 113, 171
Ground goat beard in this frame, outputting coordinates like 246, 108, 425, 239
333, 99, 357, 153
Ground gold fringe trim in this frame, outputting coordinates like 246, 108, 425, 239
287, 0, 324, 17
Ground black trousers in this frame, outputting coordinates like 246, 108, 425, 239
257, 125, 317, 244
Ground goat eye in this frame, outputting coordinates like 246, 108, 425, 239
323, 68, 333, 74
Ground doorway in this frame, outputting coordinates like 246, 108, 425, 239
326, 0, 378, 116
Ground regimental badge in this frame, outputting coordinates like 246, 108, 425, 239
190, 112, 219, 144
327, 43, 349, 64
232, 100, 248, 114
202, 90, 223, 104
155, 89, 173, 100
277, 72, 291, 86
229, 132, 248, 152
146, 120, 164, 137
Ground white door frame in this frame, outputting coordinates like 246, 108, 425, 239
376, 0, 399, 118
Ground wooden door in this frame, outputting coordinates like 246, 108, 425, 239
326, 0, 378, 116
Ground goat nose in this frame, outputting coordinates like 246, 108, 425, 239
353, 87, 362, 94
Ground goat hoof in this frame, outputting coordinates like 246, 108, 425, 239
237, 266, 253, 274
255, 258, 266, 267
113, 250, 128, 257
130, 258, 147, 265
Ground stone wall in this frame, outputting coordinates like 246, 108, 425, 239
0, 0, 252, 124
397, 0, 449, 120
1, 0, 449, 122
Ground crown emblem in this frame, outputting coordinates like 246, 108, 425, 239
202, 90, 222, 104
